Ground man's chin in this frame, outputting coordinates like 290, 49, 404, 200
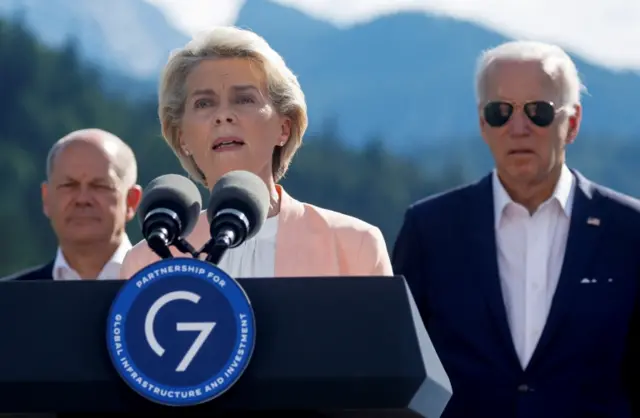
64, 232, 106, 245
504, 163, 540, 181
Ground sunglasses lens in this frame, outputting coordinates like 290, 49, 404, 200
525, 101, 555, 127
484, 102, 513, 127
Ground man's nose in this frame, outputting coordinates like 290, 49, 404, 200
74, 186, 93, 205
508, 110, 531, 137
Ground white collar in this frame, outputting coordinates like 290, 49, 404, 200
492, 164, 575, 228
53, 235, 132, 280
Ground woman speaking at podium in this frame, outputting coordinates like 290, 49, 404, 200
120, 26, 392, 279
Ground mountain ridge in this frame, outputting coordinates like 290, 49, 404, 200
1, 0, 638, 149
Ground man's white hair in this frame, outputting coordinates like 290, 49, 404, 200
474, 40, 586, 107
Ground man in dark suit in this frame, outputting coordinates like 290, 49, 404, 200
1, 129, 142, 281
1, 260, 56, 281
393, 40, 640, 418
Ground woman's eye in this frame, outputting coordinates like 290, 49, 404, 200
237, 96, 255, 104
194, 99, 212, 108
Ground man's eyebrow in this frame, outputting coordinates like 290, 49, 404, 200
58, 176, 78, 183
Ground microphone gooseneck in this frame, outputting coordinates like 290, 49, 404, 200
199, 171, 270, 266
203, 208, 251, 264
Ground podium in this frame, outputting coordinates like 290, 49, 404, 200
0, 276, 451, 417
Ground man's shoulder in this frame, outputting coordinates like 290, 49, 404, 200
590, 181, 640, 212
586, 179, 640, 232
0, 261, 54, 282
407, 175, 490, 217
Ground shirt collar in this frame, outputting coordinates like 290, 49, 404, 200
53, 235, 132, 281
492, 164, 575, 227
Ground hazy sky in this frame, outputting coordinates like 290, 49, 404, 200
145, 0, 640, 71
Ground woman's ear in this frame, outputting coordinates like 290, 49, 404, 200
178, 133, 191, 156
279, 118, 291, 146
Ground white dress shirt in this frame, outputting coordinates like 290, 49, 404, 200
53, 235, 133, 280
216, 215, 279, 278
492, 164, 576, 368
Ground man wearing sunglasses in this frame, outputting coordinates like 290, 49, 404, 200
393, 40, 640, 418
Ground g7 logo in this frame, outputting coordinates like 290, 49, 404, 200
144, 290, 216, 372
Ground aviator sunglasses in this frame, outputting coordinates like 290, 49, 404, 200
483, 100, 560, 128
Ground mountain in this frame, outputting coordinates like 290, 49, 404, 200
234, 0, 640, 147
2, 0, 639, 149
0, 0, 188, 99
0, 16, 463, 274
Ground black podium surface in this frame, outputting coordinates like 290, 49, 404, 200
0, 276, 451, 417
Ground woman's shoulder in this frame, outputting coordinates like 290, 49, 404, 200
120, 238, 157, 279
120, 212, 211, 279
299, 200, 380, 234
292, 200, 392, 276
293, 200, 388, 256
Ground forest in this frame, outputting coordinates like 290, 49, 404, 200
3, 16, 637, 277
0, 18, 467, 276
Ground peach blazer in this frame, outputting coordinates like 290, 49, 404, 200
120, 186, 393, 279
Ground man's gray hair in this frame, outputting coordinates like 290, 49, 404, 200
46, 129, 138, 187
475, 40, 586, 108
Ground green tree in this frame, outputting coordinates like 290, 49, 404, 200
0, 18, 466, 276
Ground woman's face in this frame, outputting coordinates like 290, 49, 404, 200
178, 58, 291, 187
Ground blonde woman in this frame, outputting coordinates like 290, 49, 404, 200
121, 26, 392, 279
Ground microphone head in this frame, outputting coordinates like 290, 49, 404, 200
138, 174, 202, 239
207, 170, 270, 240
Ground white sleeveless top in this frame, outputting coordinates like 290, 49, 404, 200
216, 215, 279, 278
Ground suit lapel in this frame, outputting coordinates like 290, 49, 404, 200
45, 260, 55, 280
527, 171, 603, 369
470, 174, 521, 368
26, 261, 55, 281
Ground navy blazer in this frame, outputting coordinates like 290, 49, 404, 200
392, 170, 640, 418
0, 261, 54, 281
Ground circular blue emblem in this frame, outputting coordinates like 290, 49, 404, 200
106, 257, 256, 406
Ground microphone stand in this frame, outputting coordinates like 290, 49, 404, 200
147, 229, 174, 260
147, 218, 243, 265
148, 236, 202, 261
197, 212, 246, 265
198, 228, 237, 265
148, 233, 234, 265
173, 237, 199, 258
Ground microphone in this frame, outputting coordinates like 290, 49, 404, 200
202, 170, 270, 264
138, 174, 202, 259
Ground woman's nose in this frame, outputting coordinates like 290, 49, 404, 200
214, 107, 236, 125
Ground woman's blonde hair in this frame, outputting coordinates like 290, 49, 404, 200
158, 26, 308, 186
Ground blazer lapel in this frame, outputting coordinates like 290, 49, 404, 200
274, 186, 323, 277
470, 174, 521, 368
527, 171, 603, 369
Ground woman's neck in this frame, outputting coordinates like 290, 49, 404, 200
264, 175, 281, 218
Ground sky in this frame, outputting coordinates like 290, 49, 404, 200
144, 0, 640, 71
